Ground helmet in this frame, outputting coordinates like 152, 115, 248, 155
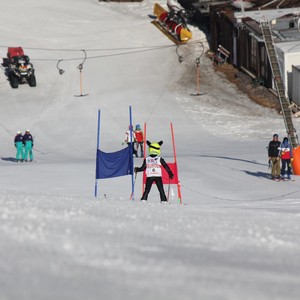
17, 131, 21, 134
149, 142, 161, 155
135, 124, 141, 130
26, 129, 30, 133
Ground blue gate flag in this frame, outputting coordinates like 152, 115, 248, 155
96, 147, 133, 179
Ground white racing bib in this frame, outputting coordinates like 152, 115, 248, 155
146, 156, 162, 177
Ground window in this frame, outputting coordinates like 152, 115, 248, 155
250, 36, 257, 70
260, 46, 265, 77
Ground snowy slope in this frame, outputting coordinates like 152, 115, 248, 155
1, 1, 300, 300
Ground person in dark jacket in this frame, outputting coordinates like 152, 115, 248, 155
14, 131, 24, 162
268, 133, 281, 179
134, 140, 173, 202
23, 129, 34, 162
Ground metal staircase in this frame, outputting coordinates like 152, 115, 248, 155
260, 21, 299, 148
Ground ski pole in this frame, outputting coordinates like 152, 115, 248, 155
130, 171, 137, 200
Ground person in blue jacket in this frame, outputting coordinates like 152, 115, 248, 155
14, 131, 24, 162
279, 137, 293, 179
23, 129, 34, 162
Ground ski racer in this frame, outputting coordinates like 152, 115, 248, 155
134, 140, 174, 202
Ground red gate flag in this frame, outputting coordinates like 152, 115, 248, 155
142, 162, 178, 184
141, 122, 182, 203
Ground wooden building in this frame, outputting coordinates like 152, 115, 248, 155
209, 0, 300, 92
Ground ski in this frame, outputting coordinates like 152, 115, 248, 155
270, 177, 295, 182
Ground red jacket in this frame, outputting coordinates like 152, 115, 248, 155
135, 130, 143, 143
280, 141, 292, 159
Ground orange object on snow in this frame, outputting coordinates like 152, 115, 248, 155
292, 146, 300, 175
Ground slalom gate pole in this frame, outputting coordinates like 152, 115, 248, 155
170, 123, 182, 204
142, 122, 147, 194
94, 109, 101, 197
129, 105, 134, 200
130, 172, 137, 200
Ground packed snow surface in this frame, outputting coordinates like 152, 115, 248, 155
0, 1, 300, 300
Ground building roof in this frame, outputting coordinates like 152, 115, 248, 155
211, 0, 300, 14
253, 0, 300, 9
276, 41, 300, 54
211, 0, 300, 42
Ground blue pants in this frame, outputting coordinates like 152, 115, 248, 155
281, 159, 291, 177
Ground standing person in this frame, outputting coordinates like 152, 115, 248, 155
134, 124, 144, 158
134, 140, 173, 202
14, 131, 24, 162
23, 129, 34, 162
280, 137, 293, 180
124, 125, 137, 157
268, 133, 281, 180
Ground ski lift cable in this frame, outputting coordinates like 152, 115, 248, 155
30, 46, 183, 62
0, 38, 208, 64
0, 44, 175, 53
0, 38, 207, 57
0, 39, 207, 52
145, 61, 180, 123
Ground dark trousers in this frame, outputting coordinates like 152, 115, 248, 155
127, 143, 137, 157
141, 177, 167, 201
135, 142, 144, 157
281, 159, 292, 177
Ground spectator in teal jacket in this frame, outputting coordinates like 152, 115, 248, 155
23, 129, 34, 162
14, 131, 24, 162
